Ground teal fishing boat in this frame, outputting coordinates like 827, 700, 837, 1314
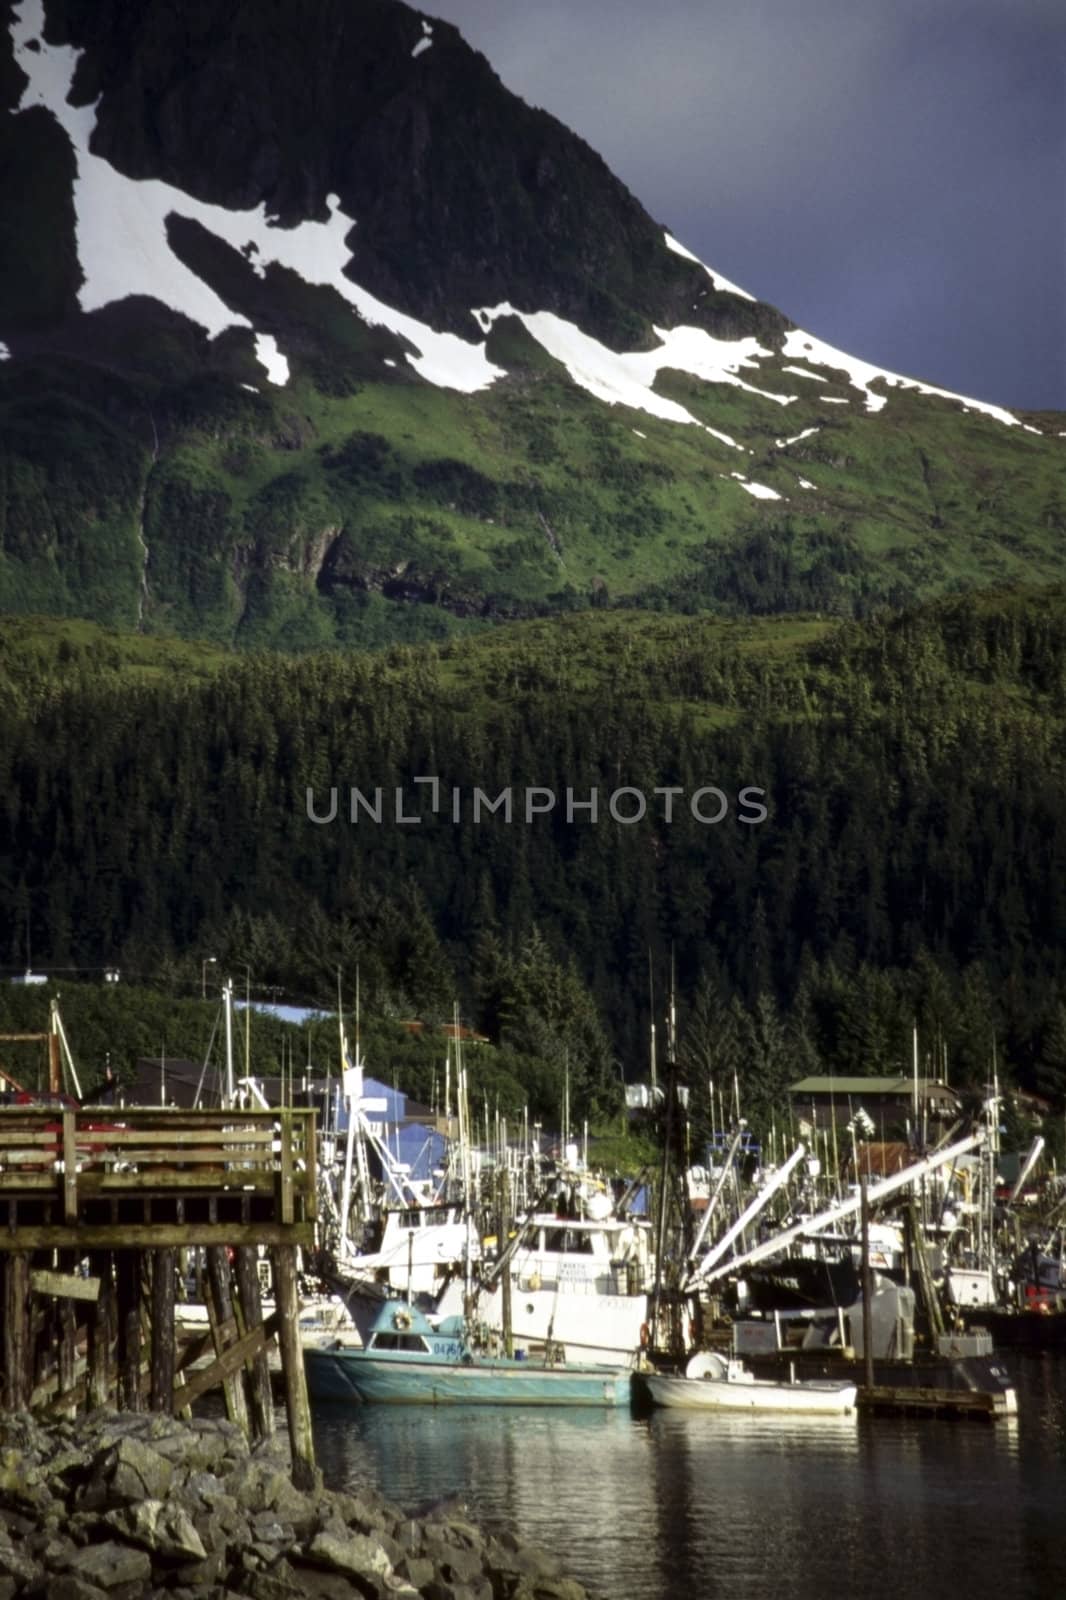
304, 1300, 632, 1407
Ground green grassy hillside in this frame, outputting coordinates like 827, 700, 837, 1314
2, 313, 1063, 649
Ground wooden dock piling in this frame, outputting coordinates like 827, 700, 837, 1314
235, 1244, 276, 1441
273, 1243, 317, 1490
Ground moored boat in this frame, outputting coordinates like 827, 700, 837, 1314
304, 1299, 632, 1407
641, 1350, 857, 1415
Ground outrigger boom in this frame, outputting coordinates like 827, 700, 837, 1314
686, 1131, 984, 1289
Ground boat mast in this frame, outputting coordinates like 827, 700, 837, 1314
223, 980, 235, 1107
649, 952, 658, 1095
338, 968, 358, 1257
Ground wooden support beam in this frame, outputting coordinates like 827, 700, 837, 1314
235, 1246, 275, 1442
206, 1246, 250, 1437
62, 1110, 77, 1221
0, 1222, 314, 1251
3, 1253, 31, 1410
87, 1252, 115, 1410
171, 1312, 279, 1412
116, 1252, 143, 1412
273, 1244, 316, 1490
304, 1129, 318, 1223
56, 1251, 78, 1416
278, 1112, 295, 1225
150, 1249, 176, 1412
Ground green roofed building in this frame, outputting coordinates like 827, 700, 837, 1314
787, 1076, 962, 1134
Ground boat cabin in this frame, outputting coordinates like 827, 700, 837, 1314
363, 1300, 465, 1360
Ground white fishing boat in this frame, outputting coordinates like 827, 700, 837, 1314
433, 1209, 652, 1367
642, 1350, 858, 1415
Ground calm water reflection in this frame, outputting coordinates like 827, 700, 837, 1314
312, 1357, 1066, 1600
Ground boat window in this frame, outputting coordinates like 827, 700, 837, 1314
543, 1229, 595, 1254
369, 1332, 431, 1352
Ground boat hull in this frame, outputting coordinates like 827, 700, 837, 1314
641, 1372, 857, 1415
305, 1347, 632, 1407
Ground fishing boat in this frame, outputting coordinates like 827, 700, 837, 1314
640, 1350, 857, 1415
304, 1299, 632, 1407
432, 1209, 653, 1367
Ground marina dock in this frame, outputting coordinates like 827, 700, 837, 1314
856, 1384, 1013, 1419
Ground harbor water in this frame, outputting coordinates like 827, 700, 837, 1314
312, 1354, 1066, 1599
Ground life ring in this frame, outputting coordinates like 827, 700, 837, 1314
393, 1308, 413, 1332
639, 1323, 650, 1348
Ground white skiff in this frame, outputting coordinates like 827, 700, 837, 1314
643, 1351, 857, 1414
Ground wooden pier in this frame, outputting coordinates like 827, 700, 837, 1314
0, 1105, 319, 1485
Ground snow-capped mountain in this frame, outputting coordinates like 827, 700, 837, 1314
1, 0, 1063, 644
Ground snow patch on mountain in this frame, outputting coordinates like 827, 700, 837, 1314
254, 334, 289, 386
412, 20, 433, 57
663, 232, 756, 303
10, 0, 501, 394
731, 472, 782, 500
705, 425, 743, 451
782, 329, 1020, 428
476, 302, 796, 427
781, 365, 827, 382
776, 427, 820, 448
0, 343, 9, 361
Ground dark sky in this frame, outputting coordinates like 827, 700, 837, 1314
426, 0, 1065, 413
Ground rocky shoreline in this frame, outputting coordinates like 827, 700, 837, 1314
0, 1410, 597, 1600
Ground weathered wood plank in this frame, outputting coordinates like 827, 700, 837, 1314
72, 1149, 272, 1167
76, 1128, 276, 1146
75, 1170, 277, 1191
0, 1223, 314, 1250
30, 1268, 100, 1302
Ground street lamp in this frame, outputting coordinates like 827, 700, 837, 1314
201, 956, 217, 1000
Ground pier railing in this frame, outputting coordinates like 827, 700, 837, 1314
0, 1106, 317, 1247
